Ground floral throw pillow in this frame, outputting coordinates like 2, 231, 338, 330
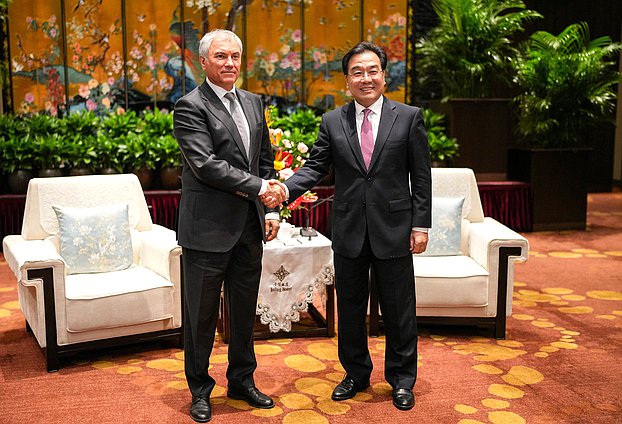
421, 196, 465, 256
52, 203, 133, 274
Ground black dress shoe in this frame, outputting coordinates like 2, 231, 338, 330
190, 396, 212, 423
392, 388, 415, 410
227, 386, 275, 409
331, 376, 370, 401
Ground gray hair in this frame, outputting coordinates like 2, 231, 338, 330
198, 29, 243, 58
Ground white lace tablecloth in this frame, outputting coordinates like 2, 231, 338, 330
257, 231, 334, 332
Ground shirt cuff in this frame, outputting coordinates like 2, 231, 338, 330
412, 227, 429, 233
265, 212, 280, 221
259, 179, 269, 195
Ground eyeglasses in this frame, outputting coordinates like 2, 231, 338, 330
347, 69, 383, 81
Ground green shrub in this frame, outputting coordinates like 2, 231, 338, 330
513, 22, 622, 148
423, 109, 459, 163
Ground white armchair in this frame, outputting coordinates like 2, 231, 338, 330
369, 168, 529, 339
2, 174, 183, 371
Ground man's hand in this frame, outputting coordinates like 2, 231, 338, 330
260, 179, 287, 208
265, 219, 280, 241
410, 230, 428, 254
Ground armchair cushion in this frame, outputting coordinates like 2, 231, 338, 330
421, 196, 465, 256
413, 255, 489, 308
64, 267, 174, 332
53, 203, 133, 274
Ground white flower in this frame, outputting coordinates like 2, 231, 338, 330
279, 168, 295, 180
297, 142, 308, 154
79, 225, 92, 235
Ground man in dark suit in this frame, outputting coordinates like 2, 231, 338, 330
173, 29, 286, 423
282, 42, 432, 410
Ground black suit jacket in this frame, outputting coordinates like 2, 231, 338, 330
285, 97, 432, 259
173, 81, 276, 252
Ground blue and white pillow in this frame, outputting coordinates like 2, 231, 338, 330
52, 203, 133, 274
421, 196, 465, 256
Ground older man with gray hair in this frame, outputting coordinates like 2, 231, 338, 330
174, 28, 286, 422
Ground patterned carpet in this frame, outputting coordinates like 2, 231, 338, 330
0, 192, 621, 423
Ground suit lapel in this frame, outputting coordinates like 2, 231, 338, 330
368, 96, 397, 171
340, 102, 367, 172
236, 90, 257, 163
198, 82, 249, 164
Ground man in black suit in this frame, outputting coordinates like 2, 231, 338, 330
173, 29, 286, 422
281, 42, 432, 410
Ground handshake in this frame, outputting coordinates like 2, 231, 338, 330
259, 179, 288, 209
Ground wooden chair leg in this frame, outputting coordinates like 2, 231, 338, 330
494, 247, 523, 339
27, 267, 61, 372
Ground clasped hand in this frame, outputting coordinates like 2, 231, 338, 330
259, 179, 287, 208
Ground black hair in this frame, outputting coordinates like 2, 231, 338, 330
341, 42, 388, 75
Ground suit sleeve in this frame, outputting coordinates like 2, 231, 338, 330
257, 97, 279, 214
174, 95, 263, 199
409, 108, 432, 228
284, 115, 333, 202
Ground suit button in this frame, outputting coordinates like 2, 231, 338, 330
366, 176, 372, 181
362, 201, 366, 206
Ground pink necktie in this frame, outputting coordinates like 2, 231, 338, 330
361, 108, 374, 169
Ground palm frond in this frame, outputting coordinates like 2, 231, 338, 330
418, 0, 542, 99
513, 22, 622, 147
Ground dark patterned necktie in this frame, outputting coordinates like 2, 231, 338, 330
224, 92, 250, 156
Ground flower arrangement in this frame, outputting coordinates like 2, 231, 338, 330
266, 105, 321, 219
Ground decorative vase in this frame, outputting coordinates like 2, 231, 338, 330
37, 169, 63, 178
69, 168, 93, 176
507, 147, 591, 231
132, 168, 154, 190
8, 169, 34, 194
429, 98, 514, 179
99, 168, 119, 175
160, 166, 182, 190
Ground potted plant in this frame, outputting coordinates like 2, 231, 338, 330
100, 109, 140, 141
416, 0, 541, 176
0, 115, 35, 193
32, 133, 68, 177
155, 134, 182, 189
508, 22, 622, 231
122, 131, 158, 189
423, 109, 459, 166
61, 111, 100, 175
141, 108, 173, 140
93, 133, 124, 174
65, 135, 98, 175
139, 108, 180, 189
96, 110, 140, 174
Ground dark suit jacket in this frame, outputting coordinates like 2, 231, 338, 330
173, 81, 276, 252
285, 96, 432, 259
